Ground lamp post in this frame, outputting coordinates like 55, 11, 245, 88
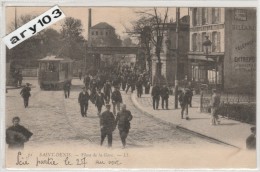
174, 7, 180, 109
202, 35, 212, 84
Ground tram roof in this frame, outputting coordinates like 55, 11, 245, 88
39, 55, 73, 62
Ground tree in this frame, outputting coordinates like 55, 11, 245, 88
60, 17, 86, 60
7, 14, 63, 68
128, 8, 169, 83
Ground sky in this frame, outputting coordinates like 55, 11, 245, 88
6, 6, 189, 40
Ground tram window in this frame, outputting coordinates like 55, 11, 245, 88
40, 63, 46, 71
48, 63, 57, 72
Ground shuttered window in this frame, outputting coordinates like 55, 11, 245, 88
192, 33, 198, 51
192, 8, 198, 26
202, 8, 208, 25
198, 33, 201, 51
212, 32, 221, 52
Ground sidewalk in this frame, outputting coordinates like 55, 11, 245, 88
131, 93, 254, 149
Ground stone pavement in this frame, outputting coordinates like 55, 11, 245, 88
131, 93, 255, 149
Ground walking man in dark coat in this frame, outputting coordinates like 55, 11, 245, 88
95, 89, 106, 116
84, 74, 91, 89
125, 76, 132, 93
20, 83, 31, 108
160, 84, 169, 109
136, 78, 143, 98
179, 89, 190, 120
115, 104, 133, 148
103, 80, 112, 103
100, 104, 116, 147
151, 84, 160, 110
111, 87, 123, 115
63, 81, 71, 98
78, 87, 90, 117
6, 117, 33, 149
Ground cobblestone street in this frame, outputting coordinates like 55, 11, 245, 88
5, 78, 257, 168
6, 78, 226, 149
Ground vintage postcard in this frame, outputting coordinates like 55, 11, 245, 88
1, 1, 258, 169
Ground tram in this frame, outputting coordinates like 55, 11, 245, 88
38, 55, 73, 90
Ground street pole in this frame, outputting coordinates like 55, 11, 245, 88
174, 7, 180, 109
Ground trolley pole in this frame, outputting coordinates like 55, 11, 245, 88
174, 7, 180, 109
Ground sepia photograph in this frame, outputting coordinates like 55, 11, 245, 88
2, 3, 257, 169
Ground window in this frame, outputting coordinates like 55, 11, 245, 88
212, 8, 220, 24
192, 33, 197, 51
192, 8, 198, 26
202, 8, 208, 25
96, 31, 98, 35
100, 31, 103, 35
106, 32, 108, 35
197, 33, 201, 51
202, 32, 207, 52
212, 32, 220, 52
92, 31, 94, 35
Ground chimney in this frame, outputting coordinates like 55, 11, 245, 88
88, 8, 92, 31
88, 8, 92, 47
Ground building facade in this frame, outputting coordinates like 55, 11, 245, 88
151, 16, 190, 86
188, 8, 256, 93
88, 22, 122, 47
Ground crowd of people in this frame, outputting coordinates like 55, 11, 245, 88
5, 65, 256, 150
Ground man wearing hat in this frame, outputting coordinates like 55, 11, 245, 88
210, 89, 221, 125
115, 104, 133, 148
63, 81, 71, 99
179, 88, 190, 120
95, 89, 106, 116
20, 83, 31, 108
111, 87, 123, 115
103, 80, 112, 104
78, 87, 90, 117
100, 104, 116, 147
246, 126, 256, 150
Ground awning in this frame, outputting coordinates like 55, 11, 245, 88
188, 55, 214, 62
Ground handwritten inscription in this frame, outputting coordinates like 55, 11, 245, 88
16, 152, 31, 165
13, 151, 127, 167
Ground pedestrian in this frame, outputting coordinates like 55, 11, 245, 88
84, 74, 91, 89
111, 87, 123, 115
20, 83, 31, 108
6, 117, 33, 149
151, 84, 160, 110
79, 71, 82, 80
160, 84, 169, 109
18, 71, 23, 87
144, 80, 151, 94
95, 89, 106, 116
115, 104, 133, 148
179, 89, 190, 120
100, 104, 116, 147
78, 87, 90, 117
136, 78, 143, 98
187, 82, 194, 107
210, 89, 221, 125
103, 80, 112, 103
63, 81, 71, 99
121, 75, 127, 91
131, 76, 136, 93
246, 126, 256, 150
125, 76, 131, 93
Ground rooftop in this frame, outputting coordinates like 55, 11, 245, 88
91, 22, 115, 30
39, 55, 73, 62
